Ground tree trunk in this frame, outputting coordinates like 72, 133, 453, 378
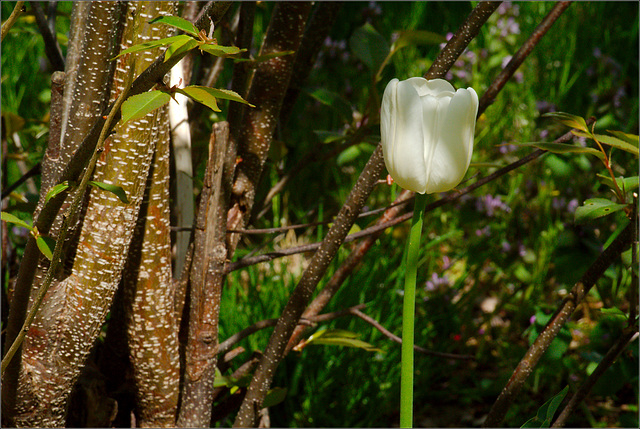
7, 2, 178, 426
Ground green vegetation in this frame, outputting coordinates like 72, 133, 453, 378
2, 2, 637, 427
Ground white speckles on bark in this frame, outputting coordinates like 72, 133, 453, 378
13, 2, 179, 427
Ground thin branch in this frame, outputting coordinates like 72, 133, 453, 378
234, 144, 386, 427
551, 325, 639, 428
1, 162, 41, 200
478, 1, 573, 114
217, 304, 367, 358
350, 309, 475, 361
1, 1, 25, 42
30, 1, 65, 72
424, 1, 502, 80
482, 221, 635, 428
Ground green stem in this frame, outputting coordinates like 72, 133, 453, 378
400, 192, 427, 428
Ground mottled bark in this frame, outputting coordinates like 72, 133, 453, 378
120, 101, 178, 428
227, 1, 313, 255
9, 2, 177, 426
2, 2, 126, 424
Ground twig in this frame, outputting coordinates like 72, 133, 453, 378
350, 308, 475, 361
226, 121, 588, 274
482, 221, 635, 428
1, 1, 25, 42
424, 1, 502, 80
478, 1, 573, 114
551, 325, 639, 427
217, 304, 367, 358
234, 144, 387, 427
1, 162, 41, 200
30, 1, 65, 72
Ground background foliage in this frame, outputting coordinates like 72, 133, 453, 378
2, 1, 638, 427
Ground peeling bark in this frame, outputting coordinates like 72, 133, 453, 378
177, 122, 233, 428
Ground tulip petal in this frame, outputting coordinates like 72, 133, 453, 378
380, 78, 398, 171
389, 79, 429, 193
426, 87, 478, 193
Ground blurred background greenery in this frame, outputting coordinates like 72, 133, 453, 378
2, 2, 638, 427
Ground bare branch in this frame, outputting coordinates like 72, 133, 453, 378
1, 1, 25, 42
30, 2, 65, 71
552, 325, 639, 428
483, 221, 635, 428
350, 308, 475, 361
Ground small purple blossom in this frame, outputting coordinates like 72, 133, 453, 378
476, 194, 511, 217
529, 315, 536, 325
425, 272, 450, 291
567, 199, 579, 213
441, 255, 452, 271
475, 225, 491, 237
518, 244, 527, 258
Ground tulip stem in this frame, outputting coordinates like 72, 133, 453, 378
400, 192, 427, 428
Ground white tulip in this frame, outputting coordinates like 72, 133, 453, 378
381, 77, 478, 194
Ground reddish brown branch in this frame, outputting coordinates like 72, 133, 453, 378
350, 308, 475, 361
479, 1, 573, 114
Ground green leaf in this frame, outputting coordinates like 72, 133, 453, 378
36, 236, 54, 260
1, 211, 33, 231
121, 90, 172, 124
45, 181, 70, 203
263, 387, 287, 409
148, 15, 200, 37
518, 142, 605, 160
574, 198, 629, 224
301, 328, 383, 352
592, 133, 639, 156
89, 181, 130, 204
600, 307, 628, 319
521, 386, 569, 428
112, 35, 191, 59
607, 130, 639, 147
164, 37, 199, 62
313, 130, 347, 144
543, 112, 589, 133
349, 23, 390, 71
391, 30, 446, 51
199, 43, 244, 57
306, 88, 352, 120
596, 174, 639, 194
179, 85, 255, 112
